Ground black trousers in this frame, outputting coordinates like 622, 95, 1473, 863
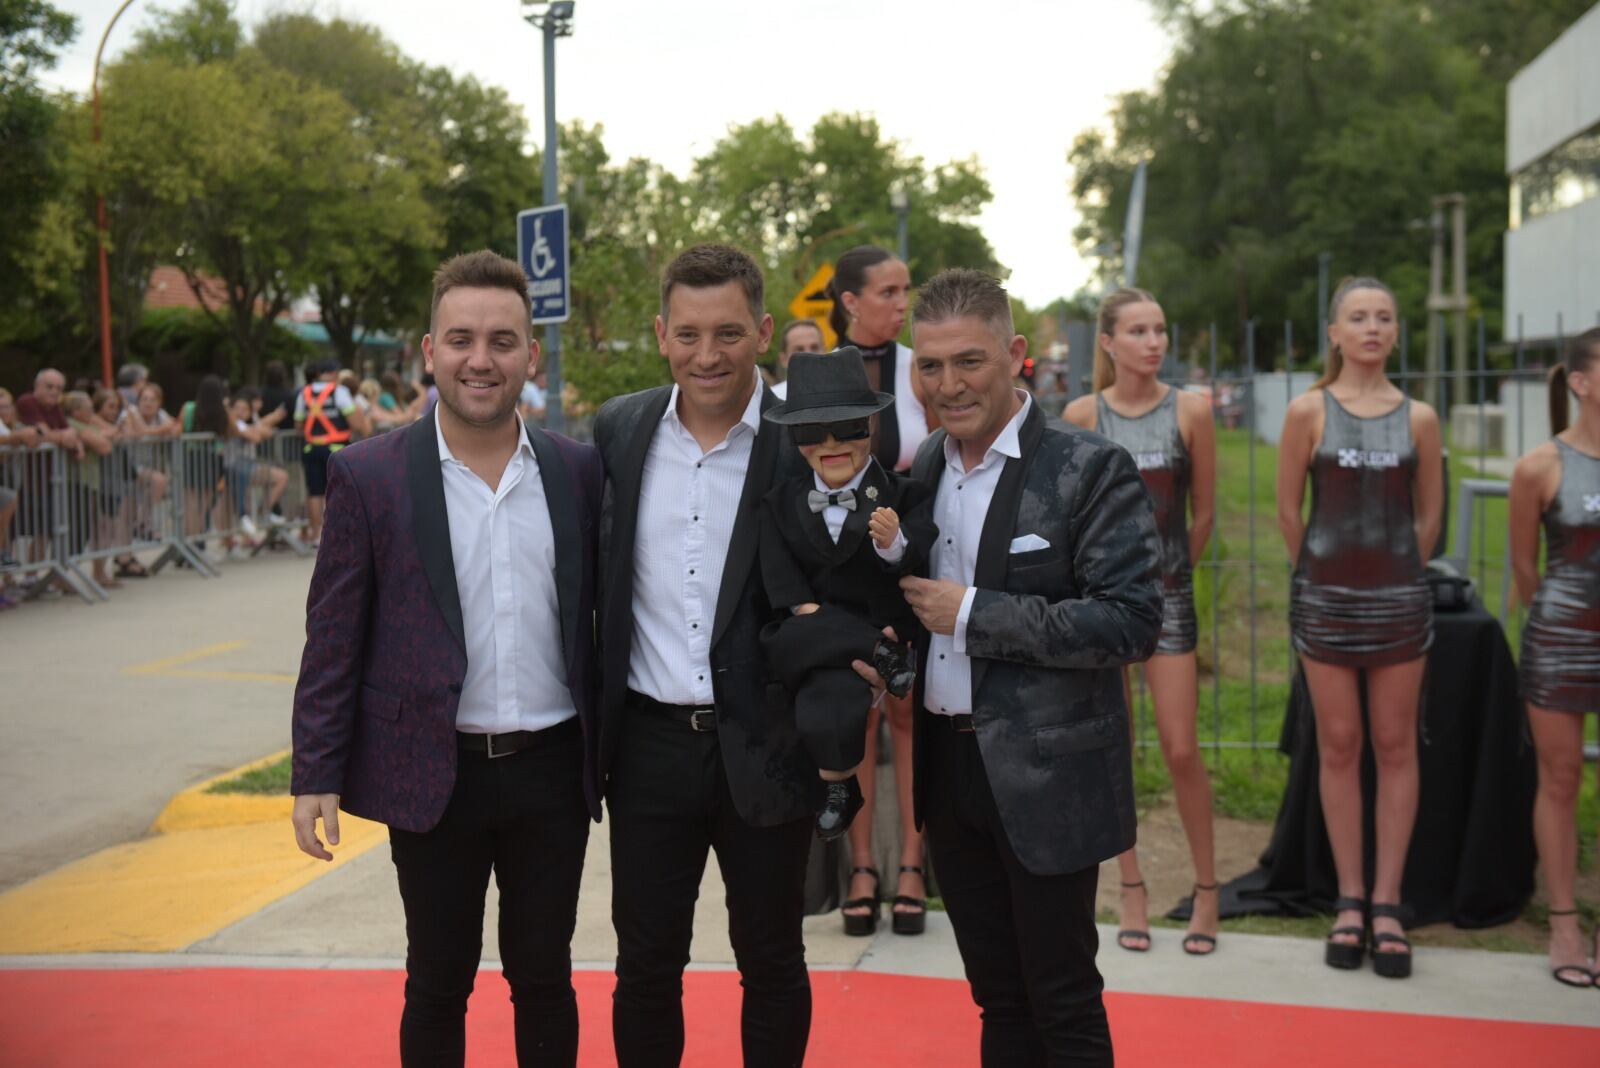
760, 605, 888, 772
924, 718, 1112, 1067
608, 699, 812, 1067
388, 718, 590, 1068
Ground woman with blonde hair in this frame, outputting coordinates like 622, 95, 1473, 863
1276, 277, 1442, 979
1064, 287, 1219, 955
1508, 327, 1600, 987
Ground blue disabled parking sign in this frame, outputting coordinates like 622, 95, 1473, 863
517, 204, 570, 325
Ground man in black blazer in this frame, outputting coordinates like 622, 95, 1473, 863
592, 244, 815, 1067
898, 269, 1163, 1066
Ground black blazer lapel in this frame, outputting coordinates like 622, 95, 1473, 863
711, 387, 779, 646
969, 402, 1043, 696
528, 423, 581, 676
604, 389, 672, 650
405, 410, 466, 653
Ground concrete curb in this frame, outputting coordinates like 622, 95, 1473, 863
151, 749, 292, 833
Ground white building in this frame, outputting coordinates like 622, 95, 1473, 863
1504, 3, 1600, 344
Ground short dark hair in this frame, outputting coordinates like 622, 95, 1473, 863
779, 319, 825, 354
660, 243, 764, 323
115, 363, 148, 389
912, 268, 1014, 339
431, 250, 532, 332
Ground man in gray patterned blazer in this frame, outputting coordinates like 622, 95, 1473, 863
898, 268, 1163, 1066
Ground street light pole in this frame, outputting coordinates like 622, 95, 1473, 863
890, 187, 909, 263
92, 0, 140, 389
523, 2, 574, 432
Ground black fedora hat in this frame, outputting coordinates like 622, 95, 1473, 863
764, 347, 894, 426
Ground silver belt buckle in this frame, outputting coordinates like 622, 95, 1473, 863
486, 733, 512, 758
689, 709, 716, 733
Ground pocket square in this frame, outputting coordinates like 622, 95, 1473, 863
1008, 534, 1051, 553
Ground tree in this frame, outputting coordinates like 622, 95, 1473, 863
1070, 0, 1594, 368
254, 15, 443, 367
0, 0, 77, 351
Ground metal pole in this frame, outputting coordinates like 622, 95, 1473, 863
1316, 252, 1331, 358
1245, 318, 1258, 750
1451, 196, 1469, 407
1208, 322, 1220, 758
540, 19, 564, 434
1516, 314, 1525, 457
895, 205, 909, 264
92, 0, 140, 390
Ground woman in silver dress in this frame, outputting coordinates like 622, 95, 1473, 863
1509, 327, 1600, 988
1064, 288, 1219, 955
1277, 277, 1443, 980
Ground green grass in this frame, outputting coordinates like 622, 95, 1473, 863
206, 754, 292, 795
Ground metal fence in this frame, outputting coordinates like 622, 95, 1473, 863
2, 430, 313, 606
1110, 310, 1599, 753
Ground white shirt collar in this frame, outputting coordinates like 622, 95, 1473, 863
663, 369, 765, 439
812, 456, 875, 495
944, 390, 1032, 472
436, 411, 533, 466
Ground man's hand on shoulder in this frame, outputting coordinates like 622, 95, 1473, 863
292, 793, 342, 862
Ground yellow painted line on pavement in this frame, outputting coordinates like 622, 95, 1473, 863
124, 641, 247, 675
123, 641, 296, 684
0, 750, 387, 955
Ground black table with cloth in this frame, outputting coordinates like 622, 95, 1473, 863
1211, 595, 1537, 929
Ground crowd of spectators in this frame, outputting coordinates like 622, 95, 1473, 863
0, 356, 437, 609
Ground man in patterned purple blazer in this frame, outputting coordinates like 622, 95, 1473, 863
290, 251, 602, 1067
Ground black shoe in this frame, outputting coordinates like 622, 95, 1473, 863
815, 775, 863, 841
1324, 895, 1367, 970
872, 640, 916, 698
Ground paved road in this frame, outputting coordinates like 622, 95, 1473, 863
0, 552, 312, 891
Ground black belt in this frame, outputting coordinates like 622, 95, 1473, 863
457, 716, 578, 758
932, 712, 976, 733
627, 690, 717, 733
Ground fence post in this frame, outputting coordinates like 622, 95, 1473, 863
1208, 321, 1222, 760
1246, 318, 1258, 751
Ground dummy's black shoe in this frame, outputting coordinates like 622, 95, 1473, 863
873, 640, 916, 698
815, 776, 864, 841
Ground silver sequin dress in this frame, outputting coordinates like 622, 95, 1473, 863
1097, 388, 1196, 655
1520, 439, 1600, 713
1290, 392, 1433, 667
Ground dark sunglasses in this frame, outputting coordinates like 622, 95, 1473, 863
789, 418, 872, 447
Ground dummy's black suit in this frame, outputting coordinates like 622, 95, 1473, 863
758, 458, 936, 771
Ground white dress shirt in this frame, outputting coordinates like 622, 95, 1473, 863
924, 392, 1033, 716
628, 374, 764, 706
771, 379, 788, 401
888, 343, 929, 471
437, 417, 576, 734
812, 460, 905, 561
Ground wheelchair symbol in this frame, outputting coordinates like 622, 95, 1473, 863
528, 217, 557, 278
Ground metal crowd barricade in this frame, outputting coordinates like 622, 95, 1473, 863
1, 443, 99, 603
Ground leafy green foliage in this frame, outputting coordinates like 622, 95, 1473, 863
1071, 0, 1595, 369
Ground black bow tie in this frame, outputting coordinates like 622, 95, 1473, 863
807, 488, 856, 513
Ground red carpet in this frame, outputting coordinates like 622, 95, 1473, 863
0, 968, 1593, 1066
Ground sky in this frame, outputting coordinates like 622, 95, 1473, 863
43, 0, 1172, 307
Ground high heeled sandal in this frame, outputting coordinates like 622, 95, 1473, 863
891, 865, 927, 935
1546, 909, 1594, 988
1183, 882, 1220, 956
1116, 881, 1152, 952
841, 866, 881, 937
1369, 902, 1412, 979
1324, 895, 1367, 970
